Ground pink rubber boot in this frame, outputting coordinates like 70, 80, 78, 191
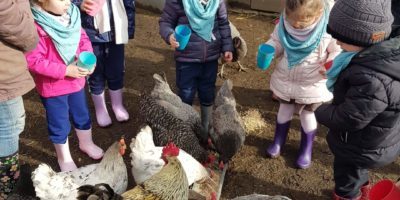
91, 92, 112, 127
109, 89, 129, 122
54, 139, 77, 172
76, 129, 104, 160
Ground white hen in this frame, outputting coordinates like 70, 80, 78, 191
32, 139, 128, 200
130, 125, 209, 185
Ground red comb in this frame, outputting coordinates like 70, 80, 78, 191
162, 143, 179, 157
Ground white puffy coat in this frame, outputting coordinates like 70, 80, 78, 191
266, 21, 342, 105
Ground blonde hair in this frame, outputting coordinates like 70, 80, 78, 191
285, 0, 324, 19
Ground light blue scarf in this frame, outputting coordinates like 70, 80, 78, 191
326, 52, 357, 91
182, 0, 219, 42
31, 4, 81, 65
278, 7, 329, 69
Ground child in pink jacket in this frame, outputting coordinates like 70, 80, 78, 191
25, 0, 103, 172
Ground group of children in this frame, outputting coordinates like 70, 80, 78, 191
0, 0, 399, 199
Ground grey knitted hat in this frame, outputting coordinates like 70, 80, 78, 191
327, 0, 394, 47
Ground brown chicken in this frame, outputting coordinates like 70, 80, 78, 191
77, 143, 189, 200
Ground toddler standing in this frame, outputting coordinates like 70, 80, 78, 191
264, 0, 341, 169
315, 0, 400, 199
159, 0, 233, 140
72, 0, 135, 127
26, 0, 103, 172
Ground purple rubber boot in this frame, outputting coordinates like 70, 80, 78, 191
296, 127, 316, 169
266, 120, 291, 158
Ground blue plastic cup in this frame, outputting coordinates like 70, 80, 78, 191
175, 25, 191, 51
77, 51, 96, 71
257, 44, 275, 70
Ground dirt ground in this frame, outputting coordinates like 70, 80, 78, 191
20, 7, 400, 200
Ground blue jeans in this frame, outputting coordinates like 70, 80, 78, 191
0, 97, 25, 157
89, 42, 125, 95
41, 89, 91, 144
175, 60, 218, 106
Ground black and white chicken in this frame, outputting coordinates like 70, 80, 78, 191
139, 94, 209, 163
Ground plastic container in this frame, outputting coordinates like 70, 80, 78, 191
257, 44, 275, 70
175, 25, 191, 51
369, 179, 400, 200
77, 51, 96, 71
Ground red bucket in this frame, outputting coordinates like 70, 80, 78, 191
369, 179, 400, 200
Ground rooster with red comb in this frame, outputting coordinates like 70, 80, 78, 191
121, 142, 189, 200
77, 142, 189, 200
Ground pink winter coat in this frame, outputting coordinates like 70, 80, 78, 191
25, 23, 93, 98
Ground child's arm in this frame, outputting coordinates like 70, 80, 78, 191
326, 38, 342, 63
217, 0, 233, 55
123, 0, 135, 39
0, 0, 38, 52
265, 23, 284, 58
315, 73, 388, 132
25, 29, 69, 80
159, 0, 178, 45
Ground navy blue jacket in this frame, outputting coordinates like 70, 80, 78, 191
72, 0, 135, 43
315, 37, 400, 153
159, 0, 233, 63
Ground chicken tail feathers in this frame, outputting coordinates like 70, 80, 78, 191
32, 164, 77, 199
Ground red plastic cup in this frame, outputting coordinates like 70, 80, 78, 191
369, 179, 400, 200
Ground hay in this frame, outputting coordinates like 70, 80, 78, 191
240, 109, 267, 133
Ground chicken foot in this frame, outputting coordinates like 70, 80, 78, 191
218, 62, 247, 79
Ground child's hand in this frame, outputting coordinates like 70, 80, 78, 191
319, 60, 333, 79
66, 65, 90, 78
88, 65, 96, 75
80, 0, 97, 16
169, 34, 179, 49
223, 51, 233, 62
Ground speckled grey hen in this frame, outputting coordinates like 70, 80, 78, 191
150, 73, 203, 141
139, 94, 208, 163
212, 80, 246, 162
